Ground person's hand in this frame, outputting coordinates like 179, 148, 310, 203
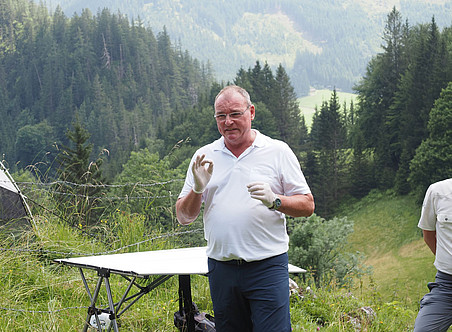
192, 154, 214, 194
247, 182, 277, 208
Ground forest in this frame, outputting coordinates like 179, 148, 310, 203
1, 0, 452, 222
41, 0, 452, 96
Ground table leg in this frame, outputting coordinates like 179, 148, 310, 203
81, 273, 103, 332
179, 275, 195, 332
104, 276, 120, 332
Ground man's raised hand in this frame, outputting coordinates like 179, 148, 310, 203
192, 154, 214, 194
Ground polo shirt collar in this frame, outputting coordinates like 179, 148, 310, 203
213, 130, 265, 152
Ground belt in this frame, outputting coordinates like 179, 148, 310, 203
221, 258, 250, 266
437, 270, 452, 281
215, 252, 286, 266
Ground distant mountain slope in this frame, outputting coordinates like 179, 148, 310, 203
42, 0, 452, 95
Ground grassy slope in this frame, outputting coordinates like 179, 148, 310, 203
297, 89, 436, 310
340, 191, 436, 310
0, 189, 438, 331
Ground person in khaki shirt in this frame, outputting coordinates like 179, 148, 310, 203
414, 178, 452, 332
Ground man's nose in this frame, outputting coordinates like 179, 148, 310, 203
224, 115, 234, 124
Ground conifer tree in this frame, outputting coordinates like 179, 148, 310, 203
55, 120, 106, 226
274, 64, 302, 151
355, 8, 409, 188
349, 128, 374, 198
309, 90, 347, 216
392, 19, 444, 193
250, 60, 266, 102
409, 81, 452, 200
234, 67, 254, 95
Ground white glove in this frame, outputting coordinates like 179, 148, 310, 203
192, 154, 214, 194
247, 182, 277, 208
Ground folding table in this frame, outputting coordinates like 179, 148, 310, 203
55, 246, 306, 331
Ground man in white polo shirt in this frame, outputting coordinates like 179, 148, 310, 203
176, 85, 314, 332
414, 178, 452, 332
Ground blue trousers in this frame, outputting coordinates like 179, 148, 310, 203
207, 252, 291, 332
414, 271, 452, 332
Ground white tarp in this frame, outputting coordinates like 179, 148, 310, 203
56, 246, 306, 277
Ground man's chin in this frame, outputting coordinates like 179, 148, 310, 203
224, 129, 239, 138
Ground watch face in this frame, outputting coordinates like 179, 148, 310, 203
274, 197, 282, 209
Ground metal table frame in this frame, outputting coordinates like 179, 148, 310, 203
55, 247, 305, 332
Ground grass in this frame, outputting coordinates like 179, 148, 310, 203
340, 190, 437, 312
298, 89, 358, 128
0, 188, 439, 331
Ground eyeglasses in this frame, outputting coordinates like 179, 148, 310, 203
214, 106, 250, 122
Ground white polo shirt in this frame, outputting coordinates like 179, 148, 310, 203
418, 178, 452, 275
179, 130, 311, 261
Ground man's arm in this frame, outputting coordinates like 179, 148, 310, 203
176, 154, 213, 225
278, 193, 315, 218
423, 229, 436, 255
247, 182, 315, 218
175, 191, 203, 225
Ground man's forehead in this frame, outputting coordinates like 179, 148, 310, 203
215, 91, 246, 107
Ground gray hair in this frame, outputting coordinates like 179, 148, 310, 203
214, 85, 252, 107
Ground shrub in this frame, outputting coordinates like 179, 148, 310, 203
288, 214, 369, 287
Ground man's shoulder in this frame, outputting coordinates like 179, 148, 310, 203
195, 137, 224, 153
255, 131, 290, 150
428, 178, 452, 200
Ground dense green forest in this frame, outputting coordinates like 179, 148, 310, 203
1, 1, 452, 220
38, 0, 452, 96
0, 0, 215, 177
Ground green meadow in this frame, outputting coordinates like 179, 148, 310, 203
299, 89, 358, 129
0, 188, 439, 331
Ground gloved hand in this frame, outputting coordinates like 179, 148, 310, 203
192, 154, 214, 194
247, 182, 277, 208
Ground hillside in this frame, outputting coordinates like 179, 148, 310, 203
341, 191, 436, 309
41, 0, 452, 95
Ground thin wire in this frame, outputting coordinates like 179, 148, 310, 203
10, 179, 184, 188
0, 306, 88, 313
26, 188, 178, 200
0, 228, 204, 257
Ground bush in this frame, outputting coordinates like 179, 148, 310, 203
288, 214, 369, 287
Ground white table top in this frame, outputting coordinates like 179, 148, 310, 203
55, 246, 306, 277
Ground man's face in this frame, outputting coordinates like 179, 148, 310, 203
214, 91, 255, 147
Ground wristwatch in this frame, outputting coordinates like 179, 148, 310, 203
269, 196, 282, 210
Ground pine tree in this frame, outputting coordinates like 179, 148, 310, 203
309, 90, 347, 216
392, 18, 444, 193
409, 81, 452, 200
55, 120, 106, 226
274, 64, 302, 151
234, 67, 253, 94
349, 128, 374, 198
250, 60, 266, 102
354, 8, 409, 189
